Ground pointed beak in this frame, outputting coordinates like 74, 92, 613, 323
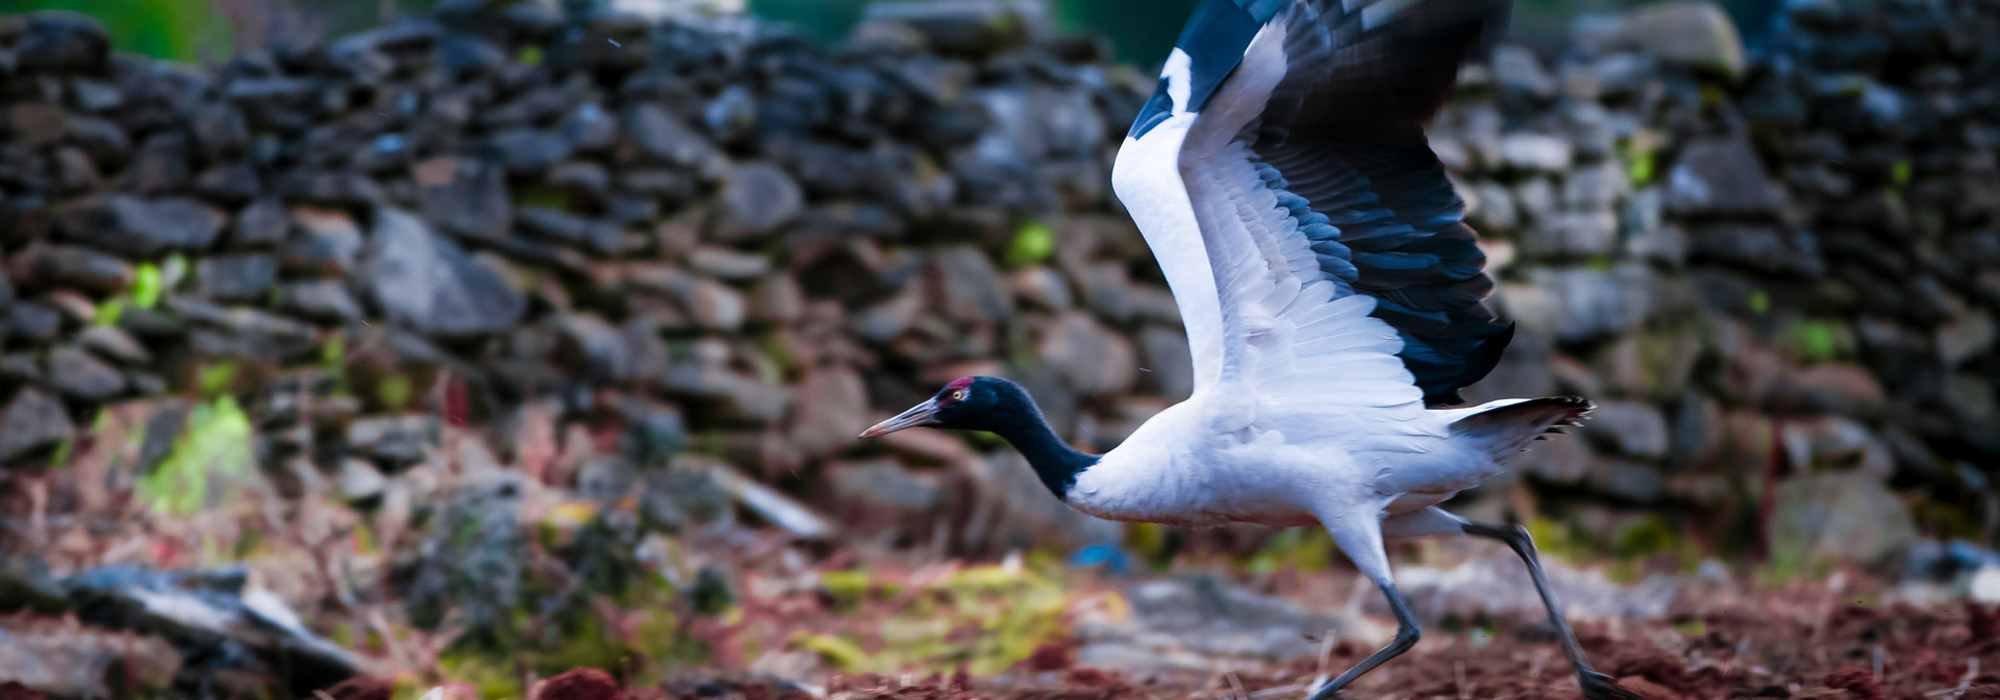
859, 399, 941, 439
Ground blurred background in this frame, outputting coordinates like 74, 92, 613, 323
1, 0, 1997, 698
0, 0, 1792, 66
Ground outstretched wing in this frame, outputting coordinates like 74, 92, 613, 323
1112, 0, 1510, 414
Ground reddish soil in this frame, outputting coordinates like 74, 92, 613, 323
321, 597, 1999, 700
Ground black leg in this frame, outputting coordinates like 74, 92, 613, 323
1305, 577, 1421, 700
1461, 521, 1644, 700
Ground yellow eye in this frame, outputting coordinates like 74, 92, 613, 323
951, 390, 966, 400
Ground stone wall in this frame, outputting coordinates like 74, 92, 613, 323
0, 0, 1994, 563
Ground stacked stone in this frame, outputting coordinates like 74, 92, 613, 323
2, 0, 1998, 564
0, 3, 1156, 535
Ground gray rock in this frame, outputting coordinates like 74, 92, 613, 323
1585, 400, 1671, 459
0, 354, 40, 385
688, 246, 772, 280
14, 11, 109, 71
1591, 53, 1656, 97
194, 162, 262, 202
516, 207, 623, 254
46, 345, 125, 402
1501, 264, 1657, 342
1685, 225, 1823, 276
1136, 325, 1195, 401
8, 303, 63, 343
363, 208, 524, 338
1588, 457, 1665, 502
416, 157, 511, 242
491, 128, 574, 174
52, 146, 102, 191
715, 162, 804, 239
626, 103, 727, 180
335, 457, 388, 504
281, 208, 363, 276
1664, 136, 1786, 218
1468, 182, 1518, 232
6, 244, 130, 293
195, 254, 277, 302
77, 326, 150, 365
0, 388, 74, 463
827, 460, 945, 513
1771, 471, 1916, 565
1562, 161, 1629, 210
1500, 133, 1573, 172
791, 367, 871, 457
688, 278, 747, 332
862, 0, 1047, 57
1522, 211, 1619, 257
754, 273, 807, 324
1561, 102, 1619, 160
1512, 177, 1558, 223
546, 161, 611, 199
1936, 312, 1995, 367
66, 115, 129, 163
191, 104, 248, 160
58, 195, 226, 257
1607, 1, 1746, 80
1038, 311, 1138, 395
559, 102, 617, 153
1491, 45, 1556, 99
1010, 266, 1072, 310
231, 198, 288, 248
929, 246, 1011, 323
345, 414, 435, 466
278, 280, 362, 322
558, 314, 635, 382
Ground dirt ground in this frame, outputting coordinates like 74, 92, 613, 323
291, 593, 2000, 700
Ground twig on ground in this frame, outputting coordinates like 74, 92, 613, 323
1923, 657, 1979, 698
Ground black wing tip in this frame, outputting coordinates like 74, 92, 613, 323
1417, 320, 1515, 407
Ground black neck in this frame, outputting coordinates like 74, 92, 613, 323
985, 406, 1099, 499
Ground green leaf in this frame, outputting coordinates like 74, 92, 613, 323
95, 297, 127, 327
136, 397, 253, 515
1890, 160, 1913, 188
795, 633, 867, 670
1748, 289, 1771, 314
199, 362, 238, 396
519, 45, 544, 66
131, 263, 163, 309
377, 375, 415, 410
1005, 221, 1056, 269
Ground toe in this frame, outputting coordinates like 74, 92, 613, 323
1580, 671, 1649, 700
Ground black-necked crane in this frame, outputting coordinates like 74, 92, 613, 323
860, 1, 1640, 698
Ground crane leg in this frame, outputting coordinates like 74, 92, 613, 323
1459, 520, 1644, 700
1307, 517, 1421, 700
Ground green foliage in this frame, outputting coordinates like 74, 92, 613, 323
1890, 160, 1913, 188
1005, 220, 1056, 269
1782, 319, 1849, 362
131, 262, 163, 308
135, 397, 253, 516
794, 633, 868, 670
1747, 289, 1771, 314
1613, 515, 1679, 558
199, 361, 239, 396
7, 0, 230, 62
1243, 527, 1333, 574
376, 374, 415, 410
518, 44, 544, 66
